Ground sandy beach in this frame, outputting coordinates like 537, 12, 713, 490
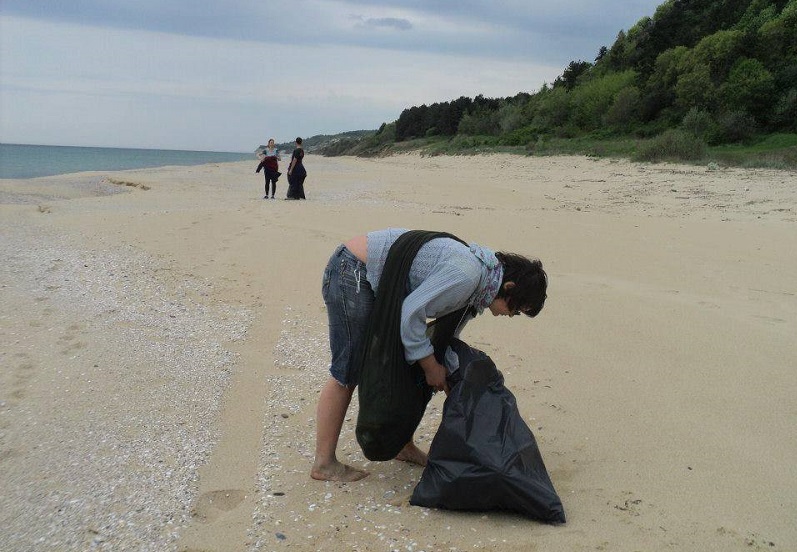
1, 153, 795, 552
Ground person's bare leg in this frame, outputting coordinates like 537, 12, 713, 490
311, 377, 369, 481
395, 441, 428, 466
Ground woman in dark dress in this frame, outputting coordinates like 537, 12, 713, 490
286, 137, 307, 200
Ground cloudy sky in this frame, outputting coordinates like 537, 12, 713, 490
1, 1, 663, 152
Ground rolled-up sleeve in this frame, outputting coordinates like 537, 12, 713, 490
400, 263, 480, 362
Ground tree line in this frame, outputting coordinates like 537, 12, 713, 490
333, 0, 796, 155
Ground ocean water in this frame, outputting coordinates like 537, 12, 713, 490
0, 143, 253, 179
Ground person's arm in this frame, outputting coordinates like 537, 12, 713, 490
288, 151, 297, 174
400, 262, 480, 368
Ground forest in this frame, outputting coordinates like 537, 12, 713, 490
322, 0, 797, 166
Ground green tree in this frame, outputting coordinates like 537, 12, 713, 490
641, 46, 689, 120
498, 102, 525, 133
773, 88, 797, 130
668, 30, 747, 114
605, 30, 629, 70
569, 70, 637, 130
720, 57, 776, 117
604, 86, 641, 129
556, 60, 592, 90
736, 0, 778, 32
689, 30, 746, 83
716, 110, 758, 142
629, 0, 753, 77
396, 104, 431, 141
680, 107, 717, 141
757, 0, 797, 64
675, 64, 716, 111
531, 86, 571, 131
458, 105, 501, 136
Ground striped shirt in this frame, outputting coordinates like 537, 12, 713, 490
366, 228, 498, 363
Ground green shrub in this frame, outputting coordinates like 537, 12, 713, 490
569, 70, 637, 130
635, 129, 707, 162
458, 107, 501, 136
720, 58, 775, 117
604, 86, 641, 128
498, 103, 526, 133
773, 88, 797, 131
499, 126, 539, 146
680, 107, 716, 141
716, 111, 757, 143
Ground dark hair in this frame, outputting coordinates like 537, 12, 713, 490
295, 137, 303, 145
495, 252, 547, 317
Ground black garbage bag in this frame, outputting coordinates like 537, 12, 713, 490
410, 339, 566, 523
356, 231, 467, 461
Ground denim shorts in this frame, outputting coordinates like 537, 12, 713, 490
322, 244, 375, 387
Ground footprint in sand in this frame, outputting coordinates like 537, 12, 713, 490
751, 314, 785, 324
191, 489, 247, 523
60, 341, 87, 355
9, 360, 36, 402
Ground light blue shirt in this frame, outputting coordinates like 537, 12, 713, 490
366, 228, 497, 363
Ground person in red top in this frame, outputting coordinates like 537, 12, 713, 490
256, 138, 281, 199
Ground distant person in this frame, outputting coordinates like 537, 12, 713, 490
311, 228, 548, 482
286, 137, 307, 200
256, 138, 281, 199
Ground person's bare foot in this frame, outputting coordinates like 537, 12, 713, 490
311, 460, 369, 482
395, 442, 428, 466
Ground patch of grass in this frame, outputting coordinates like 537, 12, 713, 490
634, 130, 707, 163
327, 130, 796, 170
706, 133, 797, 169
530, 135, 637, 157
421, 135, 524, 156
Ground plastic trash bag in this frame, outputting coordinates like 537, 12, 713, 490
356, 231, 467, 461
410, 339, 566, 523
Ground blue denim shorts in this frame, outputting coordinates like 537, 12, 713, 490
322, 244, 375, 387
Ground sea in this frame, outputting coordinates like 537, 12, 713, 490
0, 143, 253, 179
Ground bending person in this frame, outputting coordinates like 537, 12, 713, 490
311, 227, 548, 482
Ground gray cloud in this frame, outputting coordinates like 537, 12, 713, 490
358, 17, 413, 31
1, 0, 664, 66
0, 1, 665, 150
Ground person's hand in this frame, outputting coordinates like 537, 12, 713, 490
421, 359, 449, 394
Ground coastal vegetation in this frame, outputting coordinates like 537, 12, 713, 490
318, 0, 797, 168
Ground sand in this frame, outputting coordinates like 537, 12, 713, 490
1, 153, 795, 552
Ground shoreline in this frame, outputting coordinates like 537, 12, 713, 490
1, 154, 795, 551
0, 142, 252, 180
